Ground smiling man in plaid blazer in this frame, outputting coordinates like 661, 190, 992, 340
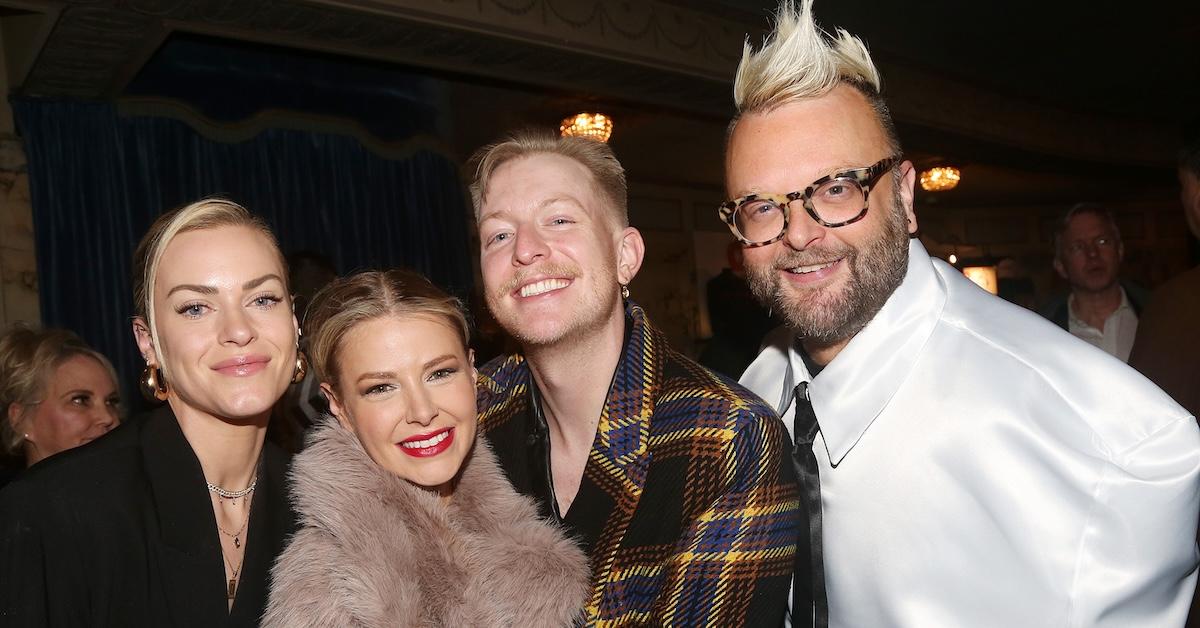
468, 130, 799, 626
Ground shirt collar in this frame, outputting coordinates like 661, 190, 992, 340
789, 238, 946, 466
592, 299, 657, 474
1067, 286, 1133, 329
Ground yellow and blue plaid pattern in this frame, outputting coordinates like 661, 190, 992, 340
478, 302, 799, 626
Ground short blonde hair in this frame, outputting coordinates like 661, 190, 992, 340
732, 0, 900, 153
131, 198, 287, 370
467, 129, 628, 227
0, 323, 120, 455
303, 270, 469, 393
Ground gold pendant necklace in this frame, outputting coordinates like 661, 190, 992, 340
214, 499, 251, 600
222, 550, 245, 601
215, 509, 250, 549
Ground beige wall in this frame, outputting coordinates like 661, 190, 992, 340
0, 23, 38, 329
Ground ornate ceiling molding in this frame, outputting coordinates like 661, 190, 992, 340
8, 0, 1178, 168
883, 63, 1174, 169
18, 0, 737, 114
311, 0, 748, 81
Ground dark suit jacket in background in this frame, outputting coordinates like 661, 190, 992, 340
0, 406, 296, 627
1039, 281, 1150, 330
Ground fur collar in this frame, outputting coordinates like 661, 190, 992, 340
265, 417, 589, 627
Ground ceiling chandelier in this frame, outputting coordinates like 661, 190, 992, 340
559, 112, 613, 143
919, 166, 961, 192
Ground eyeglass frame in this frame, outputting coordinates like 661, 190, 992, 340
718, 156, 901, 247
1061, 235, 1119, 257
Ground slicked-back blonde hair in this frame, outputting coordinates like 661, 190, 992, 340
0, 323, 121, 455
467, 129, 629, 227
732, 0, 901, 154
303, 270, 470, 394
131, 198, 288, 372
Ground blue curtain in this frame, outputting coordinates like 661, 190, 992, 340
14, 99, 474, 408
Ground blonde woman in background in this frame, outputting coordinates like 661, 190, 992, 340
0, 198, 299, 627
0, 324, 120, 483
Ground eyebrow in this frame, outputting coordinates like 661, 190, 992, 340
740, 161, 869, 191
478, 196, 585, 224
166, 274, 284, 298
243, 274, 284, 291
356, 371, 396, 383
353, 355, 460, 384
424, 354, 458, 370
167, 283, 216, 297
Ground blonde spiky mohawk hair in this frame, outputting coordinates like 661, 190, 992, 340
732, 0, 898, 151
734, 0, 880, 112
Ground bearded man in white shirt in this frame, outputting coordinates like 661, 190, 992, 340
726, 1, 1200, 626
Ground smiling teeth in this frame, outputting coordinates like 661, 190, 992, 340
520, 279, 570, 297
789, 261, 835, 274
402, 431, 449, 449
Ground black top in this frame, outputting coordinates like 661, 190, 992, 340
497, 380, 606, 557
0, 406, 296, 627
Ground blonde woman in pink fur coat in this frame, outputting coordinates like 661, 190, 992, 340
263, 270, 589, 627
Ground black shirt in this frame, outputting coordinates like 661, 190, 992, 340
0, 407, 296, 627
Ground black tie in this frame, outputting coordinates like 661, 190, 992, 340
792, 381, 828, 628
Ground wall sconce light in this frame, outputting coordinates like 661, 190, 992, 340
962, 264, 998, 295
919, 166, 961, 192
559, 112, 613, 143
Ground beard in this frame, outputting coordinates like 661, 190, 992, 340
486, 260, 622, 349
745, 194, 910, 346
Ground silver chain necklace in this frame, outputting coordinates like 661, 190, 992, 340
206, 477, 257, 499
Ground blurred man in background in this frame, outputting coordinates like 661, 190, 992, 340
1041, 203, 1147, 362
1130, 138, 1200, 417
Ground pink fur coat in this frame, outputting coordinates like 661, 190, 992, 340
263, 418, 589, 627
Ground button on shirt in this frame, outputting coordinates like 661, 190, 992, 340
741, 239, 1200, 627
1067, 288, 1138, 362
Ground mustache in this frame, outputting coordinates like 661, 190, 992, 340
495, 263, 581, 295
768, 244, 855, 269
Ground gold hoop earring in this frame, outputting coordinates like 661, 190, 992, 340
140, 365, 168, 402
292, 351, 309, 384
620, 284, 630, 299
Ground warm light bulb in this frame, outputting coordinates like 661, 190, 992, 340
919, 166, 961, 192
559, 112, 613, 143
963, 266, 998, 295
949, 253, 958, 264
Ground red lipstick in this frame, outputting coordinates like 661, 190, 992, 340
397, 427, 455, 458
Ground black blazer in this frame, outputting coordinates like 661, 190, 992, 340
0, 406, 296, 627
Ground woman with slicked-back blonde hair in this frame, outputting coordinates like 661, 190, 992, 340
0, 198, 299, 627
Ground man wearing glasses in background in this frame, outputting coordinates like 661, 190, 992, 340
1041, 203, 1148, 362
726, 1, 1200, 626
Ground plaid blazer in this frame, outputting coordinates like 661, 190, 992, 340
477, 301, 799, 626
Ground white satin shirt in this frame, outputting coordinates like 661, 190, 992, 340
742, 240, 1200, 627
